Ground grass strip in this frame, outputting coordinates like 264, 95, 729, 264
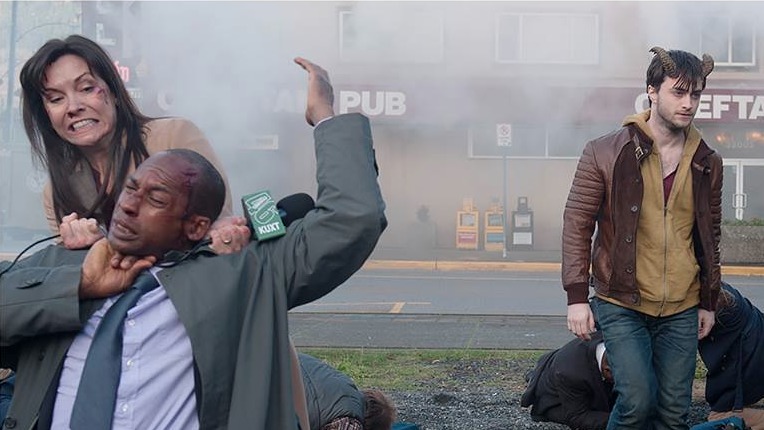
301, 347, 708, 392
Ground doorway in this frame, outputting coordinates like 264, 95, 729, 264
722, 159, 764, 221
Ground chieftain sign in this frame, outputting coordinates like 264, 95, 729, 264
634, 92, 764, 121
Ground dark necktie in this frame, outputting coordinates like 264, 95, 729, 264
70, 271, 160, 430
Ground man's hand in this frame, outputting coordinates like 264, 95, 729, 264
294, 57, 335, 126
698, 309, 715, 340
59, 212, 104, 249
208, 216, 251, 254
79, 238, 156, 299
567, 303, 596, 341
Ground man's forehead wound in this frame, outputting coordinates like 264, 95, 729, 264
158, 155, 198, 190
179, 168, 200, 190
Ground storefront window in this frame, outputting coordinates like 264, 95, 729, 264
700, 14, 756, 66
547, 123, 613, 158
468, 123, 546, 158
469, 122, 619, 159
495, 12, 599, 64
696, 125, 764, 159
339, 9, 444, 64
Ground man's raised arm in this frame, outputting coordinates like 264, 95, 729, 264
277, 58, 387, 308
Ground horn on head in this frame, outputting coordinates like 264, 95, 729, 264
650, 46, 676, 75
701, 53, 715, 78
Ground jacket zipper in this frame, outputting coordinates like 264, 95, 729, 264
660, 156, 668, 316
661, 204, 668, 316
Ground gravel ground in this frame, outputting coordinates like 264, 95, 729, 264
386, 356, 711, 430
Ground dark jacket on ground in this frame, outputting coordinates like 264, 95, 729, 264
521, 332, 614, 430
299, 353, 364, 430
699, 282, 764, 411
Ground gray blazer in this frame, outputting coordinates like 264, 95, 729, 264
0, 113, 386, 430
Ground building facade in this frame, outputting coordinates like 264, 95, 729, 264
2, 1, 762, 255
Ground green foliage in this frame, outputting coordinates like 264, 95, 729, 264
300, 348, 709, 391
722, 217, 764, 226
695, 356, 708, 380
301, 348, 545, 391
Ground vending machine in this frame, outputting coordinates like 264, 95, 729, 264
483, 202, 505, 252
456, 198, 479, 250
511, 197, 534, 250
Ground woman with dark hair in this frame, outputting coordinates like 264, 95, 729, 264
699, 282, 764, 429
19, 34, 248, 251
17, 34, 317, 429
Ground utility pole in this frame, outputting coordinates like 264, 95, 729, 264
496, 123, 512, 259
502, 146, 508, 259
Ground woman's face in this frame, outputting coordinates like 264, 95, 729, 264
42, 54, 117, 151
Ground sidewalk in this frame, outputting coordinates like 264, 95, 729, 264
364, 247, 561, 272
289, 313, 571, 350
365, 247, 764, 276
369, 246, 562, 263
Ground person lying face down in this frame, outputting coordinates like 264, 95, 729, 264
298, 352, 397, 430
698, 281, 764, 430
521, 331, 615, 430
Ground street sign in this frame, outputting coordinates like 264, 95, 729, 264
496, 123, 512, 147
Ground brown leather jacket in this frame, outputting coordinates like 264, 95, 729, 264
562, 124, 722, 311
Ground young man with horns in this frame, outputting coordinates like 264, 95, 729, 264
562, 47, 722, 429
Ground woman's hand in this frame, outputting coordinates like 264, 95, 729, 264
59, 212, 104, 249
208, 216, 251, 254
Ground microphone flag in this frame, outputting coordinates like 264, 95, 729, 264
241, 190, 287, 241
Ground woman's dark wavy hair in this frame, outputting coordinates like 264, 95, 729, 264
20, 34, 152, 227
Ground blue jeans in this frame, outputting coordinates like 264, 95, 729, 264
0, 373, 13, 424
592, 297, 698, 430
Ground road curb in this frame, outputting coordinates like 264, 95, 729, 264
721, 266, 764, 276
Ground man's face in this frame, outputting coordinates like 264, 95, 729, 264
108, 153, 196, 257
648, 76, 703, 131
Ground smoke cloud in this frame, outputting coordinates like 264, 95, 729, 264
2, 1, 763, 255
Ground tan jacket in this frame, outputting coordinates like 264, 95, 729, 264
42, 118, 233, 234
562, 110, 722, 314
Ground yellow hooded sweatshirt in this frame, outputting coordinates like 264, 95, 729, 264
616, 110, 702, 317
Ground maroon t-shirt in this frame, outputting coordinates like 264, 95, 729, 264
664, 169, 677, 206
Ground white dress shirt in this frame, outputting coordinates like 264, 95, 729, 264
52, 269, 199, 430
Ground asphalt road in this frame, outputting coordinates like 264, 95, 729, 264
288, 269, 764, 350
292, 270, 764, 315
3, 246, 760, 350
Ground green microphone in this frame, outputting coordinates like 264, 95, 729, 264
241, 190, 287, 241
